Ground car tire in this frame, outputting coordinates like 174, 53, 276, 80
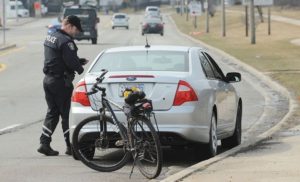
126, 26, 129, 29
142, 32, 144, 36
193, 111, 218, 159
92, 38, 97, 45
112, 26, 114, 29
206, 111, 218, 157
160, 32, 164, 36
222, 101, 242, 149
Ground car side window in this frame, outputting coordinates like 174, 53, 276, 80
198, 52, 215, 79
203, 52, 225, 80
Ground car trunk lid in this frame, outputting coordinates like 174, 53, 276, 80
84, 71, 187, 111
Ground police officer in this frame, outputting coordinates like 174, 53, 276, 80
38, 15, 89, 156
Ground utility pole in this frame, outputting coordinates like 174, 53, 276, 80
2, 0, 6, 45
221, 0, 226, 37
180, 0, 184, 16
15, 0, 19, 22
245, 5, 248, 37
205, 0, 209, 33
268, 6, 271, 35
186, 0, 189, 21
250, 0, 255, 44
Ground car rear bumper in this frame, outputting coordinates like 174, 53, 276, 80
70, 104, 210, 145
112, 23, 129, 27
143, 27, 163, 33
74, 30, 97, 40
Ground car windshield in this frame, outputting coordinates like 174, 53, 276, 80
90, 51, 189, 72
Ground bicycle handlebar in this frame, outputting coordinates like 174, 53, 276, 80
86, 69, 108, 96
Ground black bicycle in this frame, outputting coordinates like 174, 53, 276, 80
72, 70, 162, 179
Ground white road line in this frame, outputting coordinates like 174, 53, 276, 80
0, 124, 21, 133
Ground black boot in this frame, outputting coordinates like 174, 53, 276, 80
65, 146, 71, 155
37, 144, 59, 156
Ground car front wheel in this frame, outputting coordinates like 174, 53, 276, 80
92, 38, 97, 44
222, 101, 242, 148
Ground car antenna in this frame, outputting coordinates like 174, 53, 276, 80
145, 36, 150, 48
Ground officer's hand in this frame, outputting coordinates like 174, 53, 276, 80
79, 58, 89, 65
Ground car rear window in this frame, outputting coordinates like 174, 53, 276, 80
148, 8, 158, 11
114, 15, 126, 19
64, 9, 96, 24
90, 51, 189, 72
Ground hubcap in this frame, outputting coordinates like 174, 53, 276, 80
211, 115, 218, 154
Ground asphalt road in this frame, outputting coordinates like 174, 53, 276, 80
0, 13, 289, 182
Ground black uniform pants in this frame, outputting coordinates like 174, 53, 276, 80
40, 75, 73, 147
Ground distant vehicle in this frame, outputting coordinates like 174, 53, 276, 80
6, 1, 29, 18
111, 13, 129, 29
70, 45, 242, 158
145, 6, 160, 17
141, 17, 164, 36
63, 7, 99, 44
41, 4, 48, 16
47, 0, 62, 13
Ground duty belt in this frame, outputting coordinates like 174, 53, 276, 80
45, 72, 64, 78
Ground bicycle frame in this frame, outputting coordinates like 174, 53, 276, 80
99, 96, 128, 142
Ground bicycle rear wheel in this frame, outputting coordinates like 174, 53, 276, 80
131, 116, 162, 179
72, 115, 131, 172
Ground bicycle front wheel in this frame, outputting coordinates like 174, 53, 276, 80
72, 115, 131, 172
131, 116, 163, 179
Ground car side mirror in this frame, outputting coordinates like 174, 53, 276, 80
225, 72, 241, 82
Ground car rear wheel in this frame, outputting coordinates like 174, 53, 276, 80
112, 26, 114, 29
92, 38, 97, 44
193, 111, 218, 159
206, 112, 218, 157
222, 102, 242, 148
126, 26, 129, 29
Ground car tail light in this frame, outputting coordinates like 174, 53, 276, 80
72, 80, 91, 106
143, 23, 148, 28
173, 80, 198, 106
157, 23, 163, 28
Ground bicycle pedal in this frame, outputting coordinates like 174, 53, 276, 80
115, 140, 124, 146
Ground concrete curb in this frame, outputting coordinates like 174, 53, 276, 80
158, 15, 298, 182
0, 119, 43, 136
6, 18, 37, 27
0, 44, 17, 51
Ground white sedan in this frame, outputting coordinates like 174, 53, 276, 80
70, 45, 242, 157
111, 13, 129, 29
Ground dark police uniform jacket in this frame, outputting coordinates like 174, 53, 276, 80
43, 29, 84, 78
